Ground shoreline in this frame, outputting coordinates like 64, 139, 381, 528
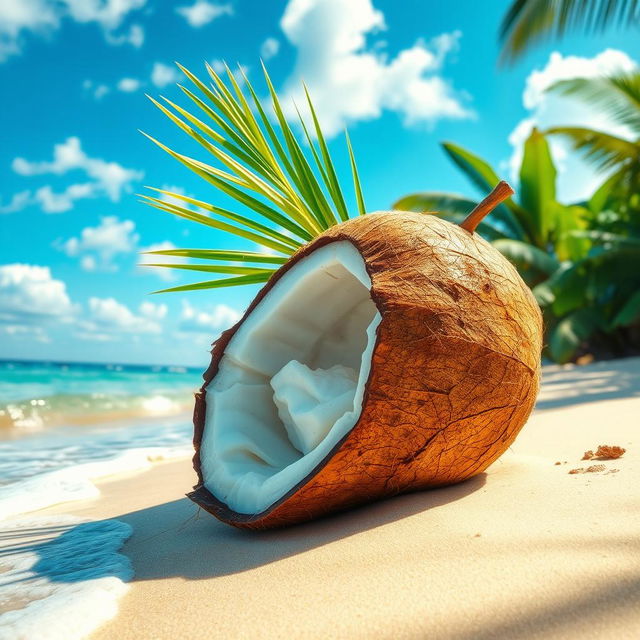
1, 357, 639, 639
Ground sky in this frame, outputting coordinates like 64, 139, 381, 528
0, 0, 638, 368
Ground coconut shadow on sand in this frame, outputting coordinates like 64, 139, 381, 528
0, 474, 485, 588
113, 473, 487, 581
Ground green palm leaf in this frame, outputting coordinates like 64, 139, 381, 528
548, 72, 640, 135
153, 272, 273, 294
613, 289, 640, 327
440, 142, 529, 239
493, 238, 560, 286
142, 63, 366, 290
546, 126, 639, 172
519, 127, 557, 246
500, 1, 640, 64
548, 307, 605, 364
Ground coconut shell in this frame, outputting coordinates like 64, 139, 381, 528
188, 212, 543, 529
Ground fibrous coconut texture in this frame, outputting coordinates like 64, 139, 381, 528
189, 212, 543, 529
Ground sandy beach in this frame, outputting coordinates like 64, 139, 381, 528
5, 357, 640, 639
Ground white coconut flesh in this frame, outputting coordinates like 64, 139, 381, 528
200, 241, 382, 514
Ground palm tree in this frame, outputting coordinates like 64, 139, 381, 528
392, 129, 640, 363
499, 0, 640, 64
393, 128, 592, 290
546, 70, 640, 235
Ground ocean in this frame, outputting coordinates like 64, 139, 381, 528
0, 359, 202, 509
0, 360, 204, 638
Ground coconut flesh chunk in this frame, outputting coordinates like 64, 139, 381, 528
200, 241, 382, 514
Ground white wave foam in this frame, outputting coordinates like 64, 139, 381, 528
0, 515, 132, 640
0, 446, 190, 520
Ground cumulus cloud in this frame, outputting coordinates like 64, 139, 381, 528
278, 0, 472, 137
176, 1, 233, 28
116, 77, 141, 92
60, 216, 139, 271
104, 23, 144, 48
34, 183, 95, 213
507, 49, 637, 203
0, 0, 147, 63
179, 301, 240, 333
151, 62, 182, 88
83, 79, 110, 100
260, 37, 280, 60
4, 137, 143, 213
0, 264, 75, 321
0, 191, 32, 214
80, 297, 163, 337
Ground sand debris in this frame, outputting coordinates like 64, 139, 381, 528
594, 445, 626, 460
580, 445, 626, 461
568, 464, 606, 475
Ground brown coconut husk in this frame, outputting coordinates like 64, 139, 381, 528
188, 190, 543, 529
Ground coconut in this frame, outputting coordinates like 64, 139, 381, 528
187, 183, 543, 529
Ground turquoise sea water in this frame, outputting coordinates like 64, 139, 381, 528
0, 360, 202, 489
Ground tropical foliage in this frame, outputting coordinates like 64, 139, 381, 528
393, 127, 640, 363
142, 62, 365, 293
499, 0, 640, 63
547, 70, 640, 235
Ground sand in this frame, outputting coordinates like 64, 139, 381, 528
26, 358, 640, 638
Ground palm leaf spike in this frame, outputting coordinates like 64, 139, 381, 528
142, 62, 368, 292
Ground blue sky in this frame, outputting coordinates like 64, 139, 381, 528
0, 0, 638, 367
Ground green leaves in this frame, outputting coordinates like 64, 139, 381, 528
548, 308, 604, 364
393, 123, 640, 364
613, 290, 640, 327
441, 142, 527, 239
546, 126, 638, 172
493, 239, 559, 286
519, 127, 556, 246
499, 0, 640, 64
548, 72, 640, 136
142, 62, 367, 290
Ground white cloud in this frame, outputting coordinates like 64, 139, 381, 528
0, 191, 32, 214
176, 1, 233, 28
260, 37, 280, 60
6, 137, 143, 211
105, 23, 144, 48
139, 301, 167, 321
151, 62, 182, 88
0, 323, 50, 343
0, 264, 74, 321
0, 0, 147, 63
35, 183, 95, 213
81, 297, 163, 335
63, 0, 146, 30
117, 77, 141, 92
60, 216, 139, 271
507, 49, 637, 202
278, 0, 472, 137
179, 301, 240, 333
83, 79, 110, 100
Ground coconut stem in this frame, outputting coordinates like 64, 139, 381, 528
459, 181, 515, 233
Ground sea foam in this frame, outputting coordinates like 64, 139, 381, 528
0, 515, 133, 640
0, 445, 190, 520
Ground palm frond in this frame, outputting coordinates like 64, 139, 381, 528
142, 247, 288, 264
545, 126, 639, 172
142, 62, 366, 289
500, 0, 640, 64
547, 72, 640, 135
